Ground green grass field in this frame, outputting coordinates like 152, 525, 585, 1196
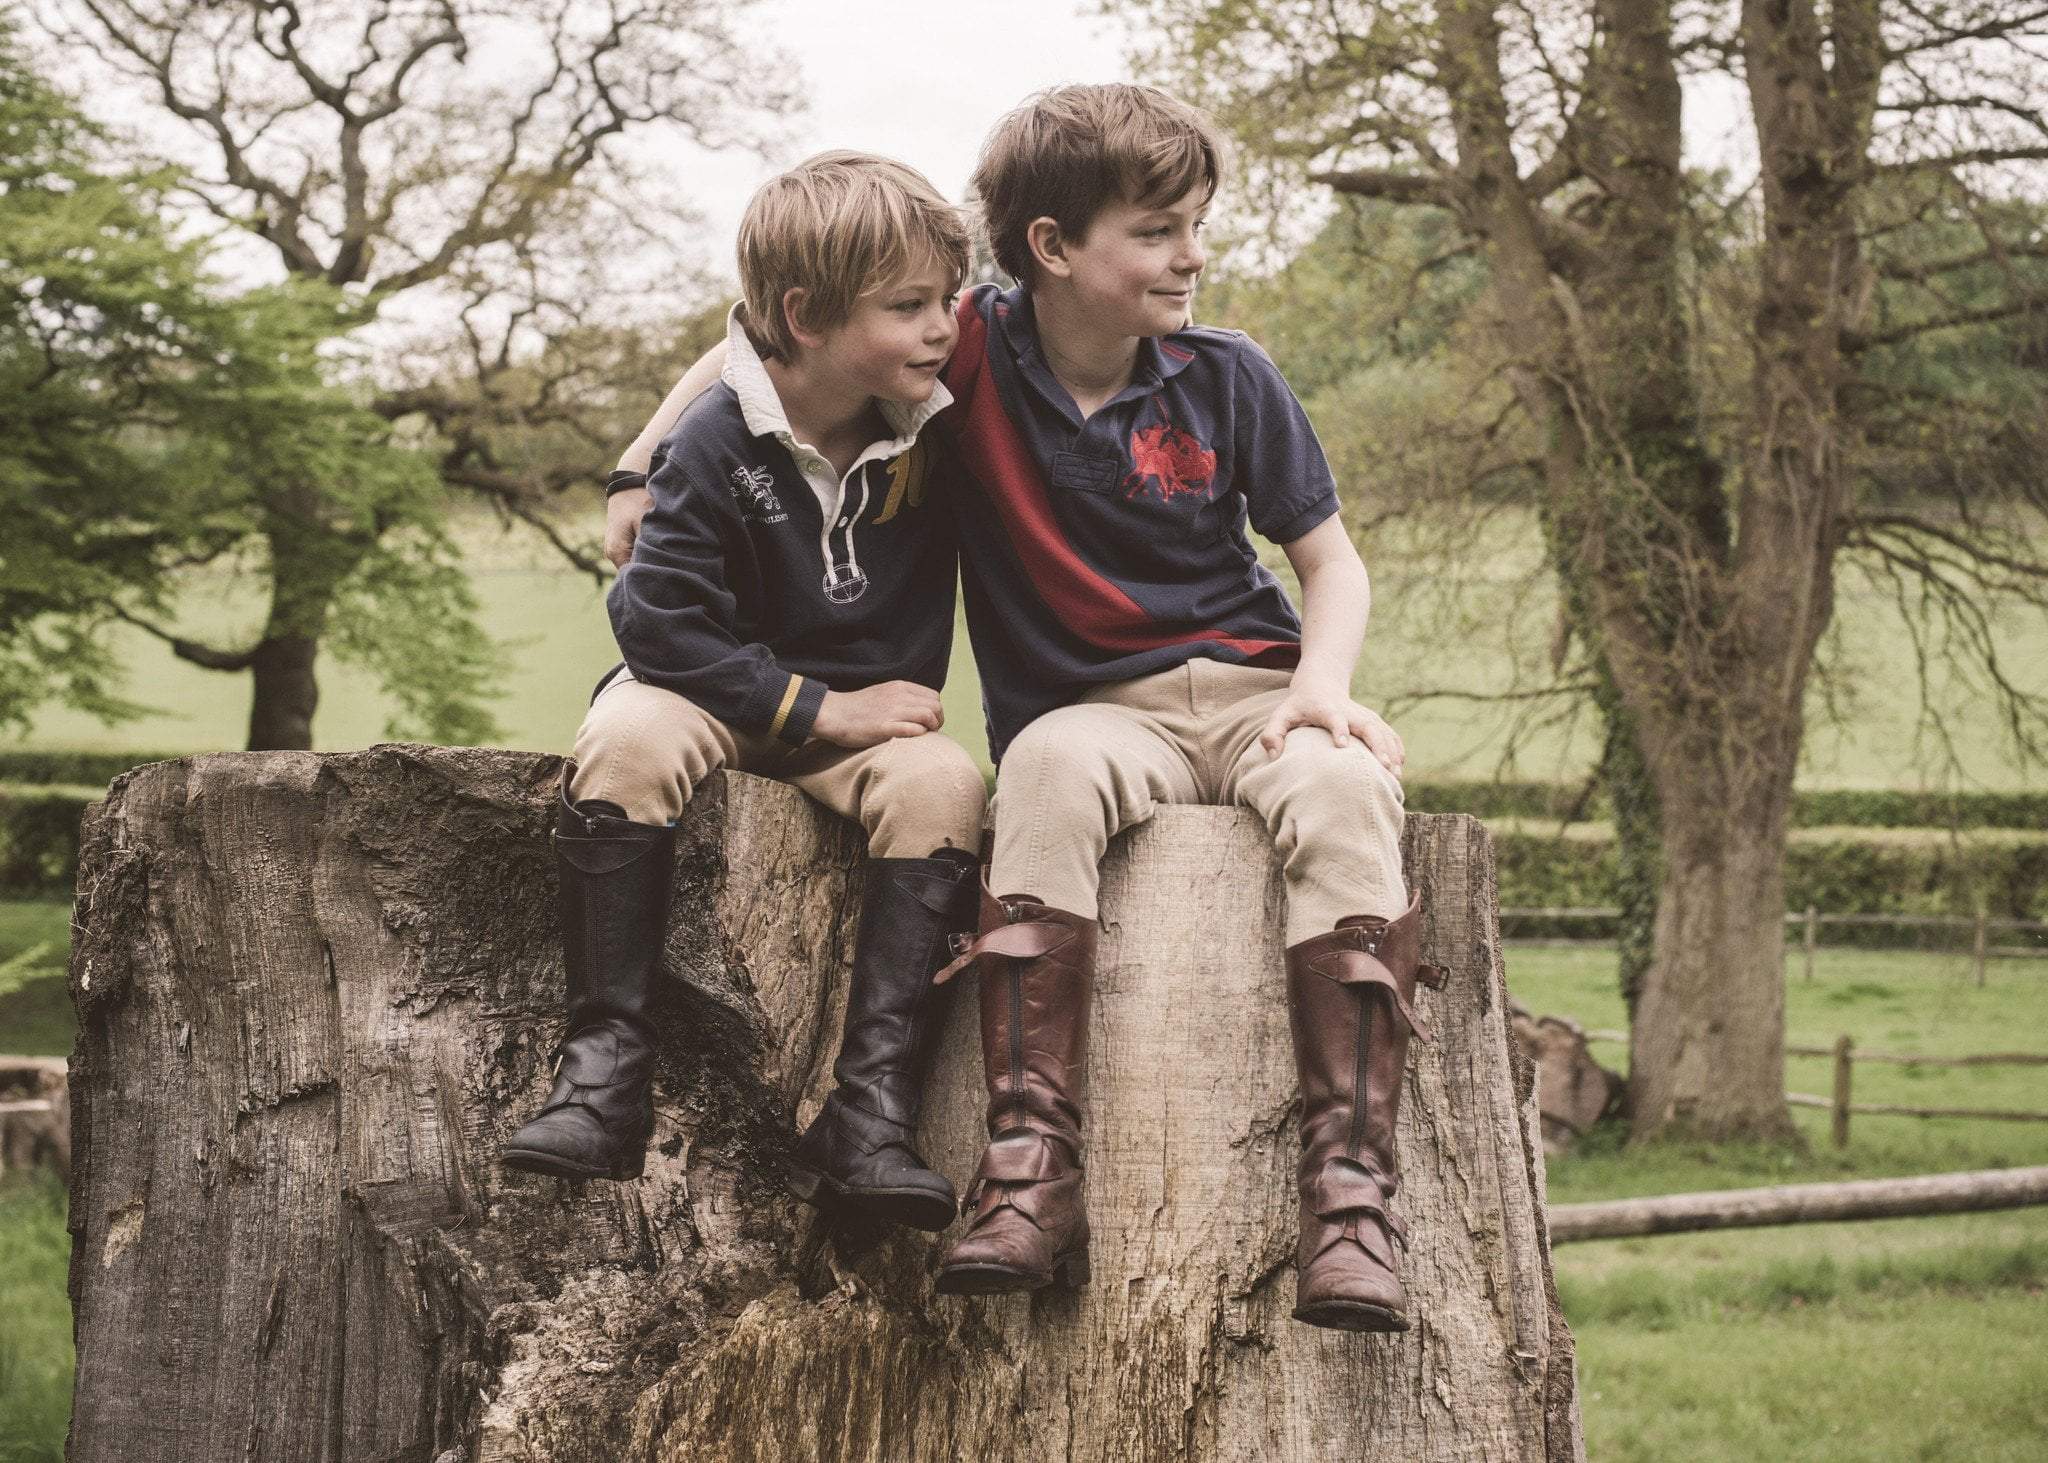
1509, 946, 2048, 1461
3, 900, 2045, 1457
11, 506, 2044, 794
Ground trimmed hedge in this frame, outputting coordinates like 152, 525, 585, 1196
1406, 778, 2048, 831
0, 749, 185, 789
0, 785, 96, 897
1493, 828, 2048, 948
1, 752, 2040, 828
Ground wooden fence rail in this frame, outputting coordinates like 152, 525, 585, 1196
1580, 1030, 2048, 1146
1502, 905, 2047, 980
1548, 1166, 2048, 1244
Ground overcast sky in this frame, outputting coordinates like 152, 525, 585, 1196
68, 0, 1754, 298
655, 0, 1751, 286
676, 0, 1138, 259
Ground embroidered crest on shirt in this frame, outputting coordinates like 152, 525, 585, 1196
729, 464, 787, 523
1123, 423, 1217, 504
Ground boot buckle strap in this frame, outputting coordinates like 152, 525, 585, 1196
933, 920, 1070, 985
1311, 955, 1435, 1042
1309, 1179, 1410, 1251
976, 1132, 1064, 1186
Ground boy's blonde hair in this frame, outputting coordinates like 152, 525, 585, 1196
970, 84, 1225, 286
737, 151, 970, 362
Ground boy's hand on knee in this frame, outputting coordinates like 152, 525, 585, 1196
605, 488, 653, 568
813, 682, 944, 748
1259, 690, 1405, 776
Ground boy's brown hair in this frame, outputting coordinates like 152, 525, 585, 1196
737, 150, 970, 362
970, 84, 1225, 286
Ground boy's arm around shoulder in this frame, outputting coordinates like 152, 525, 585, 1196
605, 338, 732, 568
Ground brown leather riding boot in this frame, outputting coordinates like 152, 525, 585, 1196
1285, 894, 1444, 1332
931, 886, 1096, 1295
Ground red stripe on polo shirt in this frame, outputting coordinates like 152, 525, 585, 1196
951, 305, 1292, 661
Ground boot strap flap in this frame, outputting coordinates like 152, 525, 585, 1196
1306, 1157, 1390, 1217
1309, 953, 1435, 1041
553, 1030, 622, 1086
974, 1132, 1064, 1185
554, 832, 662, 876
1307, 1169, 1410, 1249
820, 1094, 913, 1156
898, 869, 971, 915
933, 921, 1069, 985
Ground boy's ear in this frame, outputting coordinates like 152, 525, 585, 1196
1025, 216, 1073, 280
782, 287, 825, 352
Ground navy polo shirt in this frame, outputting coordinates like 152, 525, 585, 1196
608, 313, 958, 745
939, 283, 1340, 760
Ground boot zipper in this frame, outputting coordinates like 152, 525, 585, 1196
1350, 996, 1372, 1158
1009, 964, 1025, 1122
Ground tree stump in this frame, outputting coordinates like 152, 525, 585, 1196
67, 745, 1582, 1462
0, 1055, 68, 1179
1507, 1002, 1623, 1155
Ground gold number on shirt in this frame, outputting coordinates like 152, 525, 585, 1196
873, 441, 927, 524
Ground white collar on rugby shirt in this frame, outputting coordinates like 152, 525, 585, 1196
720, 303, 952, 467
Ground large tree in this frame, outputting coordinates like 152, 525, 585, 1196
37, 0, 792, 748
0, 23, 485, 744
1132, 0, 2048, 1139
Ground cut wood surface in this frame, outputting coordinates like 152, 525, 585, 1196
66, 745, 1582, 1462
1548, 1166, 2048, 1243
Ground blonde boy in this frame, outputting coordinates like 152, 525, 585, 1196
503, 154, 987, 1234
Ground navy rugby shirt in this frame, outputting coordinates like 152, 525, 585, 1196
607, 311, 957, 744
939, 283, 1340, 760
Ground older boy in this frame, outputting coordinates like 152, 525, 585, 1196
502, 153, 987, 1235
609, 89, 1436, 1333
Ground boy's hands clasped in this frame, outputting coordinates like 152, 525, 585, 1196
1258, 683, 1404, 776
813, 681, 944, 748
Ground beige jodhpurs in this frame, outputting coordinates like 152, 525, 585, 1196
987, 660, 1406, 946
569, 670, 987, 858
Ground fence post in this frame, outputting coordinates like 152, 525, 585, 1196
1832, 1034, 1854, 1150
1804, 905, 1819, 982
1973, 902, 1989, 988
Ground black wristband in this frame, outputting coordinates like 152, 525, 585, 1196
604, 469, 648, 498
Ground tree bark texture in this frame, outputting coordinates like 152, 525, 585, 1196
66, 745, 1581, 1462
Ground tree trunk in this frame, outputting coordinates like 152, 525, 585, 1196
246, 632, 321, 750
66, 746, 1582, 1462
1625, 768, 1800, 1143
244, 483, 362, 751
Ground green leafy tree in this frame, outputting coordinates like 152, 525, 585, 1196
0, 28, 494, 744
34, 0, 793, 747
1135, 0, 2048, 1141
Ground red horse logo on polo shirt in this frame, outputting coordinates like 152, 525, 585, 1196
1123, 423, 1216, 505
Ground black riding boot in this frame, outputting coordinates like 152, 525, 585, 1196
500, 780, 677, 1182
786, 847, 980, 1230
